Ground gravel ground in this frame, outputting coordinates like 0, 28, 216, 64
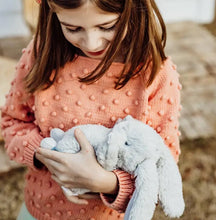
0, 138, 216, 220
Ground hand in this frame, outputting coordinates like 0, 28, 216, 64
62, 191, 101, 205
35, 129, 118, 204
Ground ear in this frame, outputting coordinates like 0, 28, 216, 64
157, 147, 185, 218
50, 128, 65, 142
124, 160, 158, 220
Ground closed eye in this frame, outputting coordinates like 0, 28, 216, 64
65, 24, 116, 33
66, 27, 82, 33
99, 24, 116, 32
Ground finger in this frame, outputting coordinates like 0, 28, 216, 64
36, 153, 62, 173
78, 193, 100, 200
37, 148, 65, 163
62, 190, 89, 205
67, 196, 88, 205
51, 174, 62, 185
74, 129, 93, 154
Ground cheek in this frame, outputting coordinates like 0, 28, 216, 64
105, 32, 116, 41
62, 30, 79, 46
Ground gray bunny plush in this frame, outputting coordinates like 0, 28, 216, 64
40, 115, 185, 220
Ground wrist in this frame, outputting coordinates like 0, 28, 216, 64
93, 169, 119, 194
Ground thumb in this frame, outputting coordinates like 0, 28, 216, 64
74, 128, 94, 154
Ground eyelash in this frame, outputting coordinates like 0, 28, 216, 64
65, 24, 116, 33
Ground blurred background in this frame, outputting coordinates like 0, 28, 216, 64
0, 0, 216, 219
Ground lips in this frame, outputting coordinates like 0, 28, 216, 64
87, 49, 105, 56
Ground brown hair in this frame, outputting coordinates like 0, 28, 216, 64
25, 0, 167, 93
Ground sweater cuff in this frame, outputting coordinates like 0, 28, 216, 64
24, 132, 43, 170
100, 169, 135, 212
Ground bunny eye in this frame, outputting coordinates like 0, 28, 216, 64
125, 141, 130, 146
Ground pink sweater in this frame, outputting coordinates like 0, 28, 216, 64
1, 40, 181, 220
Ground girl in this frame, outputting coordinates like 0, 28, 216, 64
1, 0, 182, 219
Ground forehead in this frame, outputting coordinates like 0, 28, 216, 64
56, 2, 119, 26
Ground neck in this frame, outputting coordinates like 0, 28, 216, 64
76, 49, 125, 63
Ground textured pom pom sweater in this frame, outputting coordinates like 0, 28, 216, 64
1, 40, 181, 220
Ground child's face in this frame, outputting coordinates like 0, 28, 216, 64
56, 2, 119, 59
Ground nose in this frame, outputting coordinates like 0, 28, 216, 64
81, 30, 103, 52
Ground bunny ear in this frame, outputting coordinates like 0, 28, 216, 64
124, 160, 159, 220
157, 148, 185, 218
103, 119, 129, 170
104, 130, 121, 171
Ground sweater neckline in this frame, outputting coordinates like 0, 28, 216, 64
76, 54, 125, 67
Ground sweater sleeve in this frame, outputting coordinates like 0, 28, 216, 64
99, 58, 181, 211
100, 169, 135, 212
0, 40, 44, 170
145, 57, 181, 162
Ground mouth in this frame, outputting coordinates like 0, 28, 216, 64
86, 49, 106, 56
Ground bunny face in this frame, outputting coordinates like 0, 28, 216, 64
108, 116, 161, 173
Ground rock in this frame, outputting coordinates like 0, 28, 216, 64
0, 56, 17, 141
0, 143, 22, 174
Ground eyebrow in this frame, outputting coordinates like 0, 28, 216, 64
60, 18, 118, 27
